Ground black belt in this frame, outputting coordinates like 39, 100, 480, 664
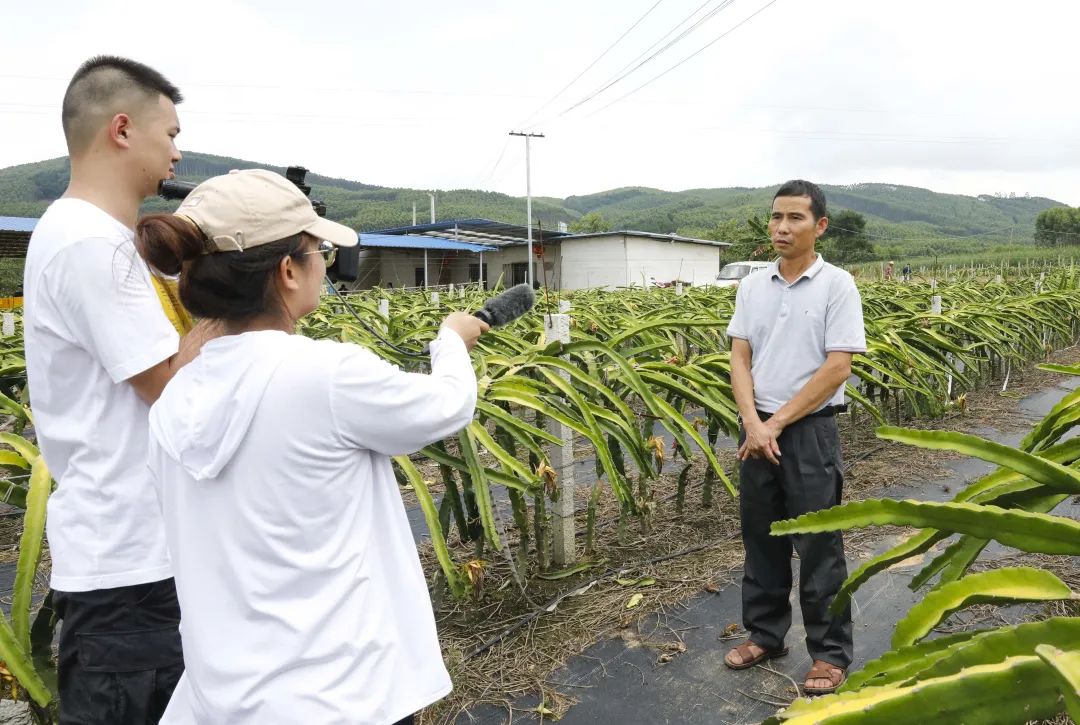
756, 404, 847, 422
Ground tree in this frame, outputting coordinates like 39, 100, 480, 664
1034, 206, 1080, 246
30, 167, 68, 201
706, 215, 771, 262
568, 211, 612, 234
822, 209, 875, 263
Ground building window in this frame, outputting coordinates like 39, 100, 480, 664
415, 267, 425, 287
468, 263, 488, 283
510, 262, 528, 286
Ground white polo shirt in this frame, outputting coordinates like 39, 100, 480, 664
726, 254, 866, 414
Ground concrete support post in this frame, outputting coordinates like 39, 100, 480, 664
545, 313, 575, 566
378, 299, 390, 333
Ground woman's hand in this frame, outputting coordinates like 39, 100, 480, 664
442, 312, 490, 351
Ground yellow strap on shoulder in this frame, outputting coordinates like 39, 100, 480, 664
151, 276, 195, 336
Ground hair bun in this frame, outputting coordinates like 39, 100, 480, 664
135, 214, 205, 276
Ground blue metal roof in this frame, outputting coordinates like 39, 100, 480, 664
359, 233, 495, 253
0, 217, 38, 233
565, 230, 731, 247
368, 218, 569, 243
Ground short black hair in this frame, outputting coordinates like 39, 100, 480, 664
773, 179, 827, 220
61, 55, 183, 154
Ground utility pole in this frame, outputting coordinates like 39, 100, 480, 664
509, 131, 544, 288
423, 194, 435, 289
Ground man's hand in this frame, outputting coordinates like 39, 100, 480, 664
738, 417, 783, 465
127, 319, 224, 406
442, 312, 490, 351
175, 319, 223, 369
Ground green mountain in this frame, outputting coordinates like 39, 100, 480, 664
566, 184, 1062, 249
0, 153, 580, 234
0, 153, 1065, 257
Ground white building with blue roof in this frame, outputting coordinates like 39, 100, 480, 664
354, 218, 730, 291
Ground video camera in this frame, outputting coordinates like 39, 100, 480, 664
157, 166, 358, 281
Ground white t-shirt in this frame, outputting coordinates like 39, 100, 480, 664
149, 328, 476, 724
726, 254, 867, 414
23, 198, 180, 592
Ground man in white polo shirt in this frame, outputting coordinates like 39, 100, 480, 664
722, 180, 866, 695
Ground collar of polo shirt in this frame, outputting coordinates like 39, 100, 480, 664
769, 253, 826, 284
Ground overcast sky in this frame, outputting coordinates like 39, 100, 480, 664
3, 0, 1079, 206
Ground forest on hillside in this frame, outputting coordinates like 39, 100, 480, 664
0, 153, 1069, 262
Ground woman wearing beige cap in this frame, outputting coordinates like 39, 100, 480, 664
134, 169, 487, 724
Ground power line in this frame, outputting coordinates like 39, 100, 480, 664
477, 138, 513, 185
576, 0, 725, 102
554, 0, 738, 120
586, 0, 781, 118
824, 223, 1053, 244
517, 0, 666, 131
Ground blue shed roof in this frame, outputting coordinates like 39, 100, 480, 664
368, 218, 568, 245
359, 233, 495, 253
0, 217, 38, 233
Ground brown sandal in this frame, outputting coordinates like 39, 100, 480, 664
723, 641, 789, 670
803, 659, 846, 695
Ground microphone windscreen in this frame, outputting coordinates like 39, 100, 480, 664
481, 283, 536, 326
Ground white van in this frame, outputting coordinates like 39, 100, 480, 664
703, 260, 771, 288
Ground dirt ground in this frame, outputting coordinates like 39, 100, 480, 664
413, 345, 1080, 724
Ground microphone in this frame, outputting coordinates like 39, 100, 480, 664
472, 283, 535, 327
424, 283, 536, 354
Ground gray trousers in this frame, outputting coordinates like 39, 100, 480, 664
738, 413, 853, 668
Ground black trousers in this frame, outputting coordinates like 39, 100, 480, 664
738, 414, 853, 668
54, 578, 184, 725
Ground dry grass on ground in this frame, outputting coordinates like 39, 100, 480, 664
419, 346, 1080, 724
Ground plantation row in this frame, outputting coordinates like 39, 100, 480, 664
0, 272, 1079, 718
0, 270, 1077, 594
295, 270, 1080, 595
311, 273, 1080, 721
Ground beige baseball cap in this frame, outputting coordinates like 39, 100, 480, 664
175, 169, 358, 253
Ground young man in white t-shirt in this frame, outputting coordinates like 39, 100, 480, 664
23, 56, 216, 723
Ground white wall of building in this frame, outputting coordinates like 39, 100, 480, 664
464, 245, 559, 289
626, 237, 720, 287
558, 235, 628, 289
558, 234, 721, 289
374, 250, 488, 289
349, 235, 720, 291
